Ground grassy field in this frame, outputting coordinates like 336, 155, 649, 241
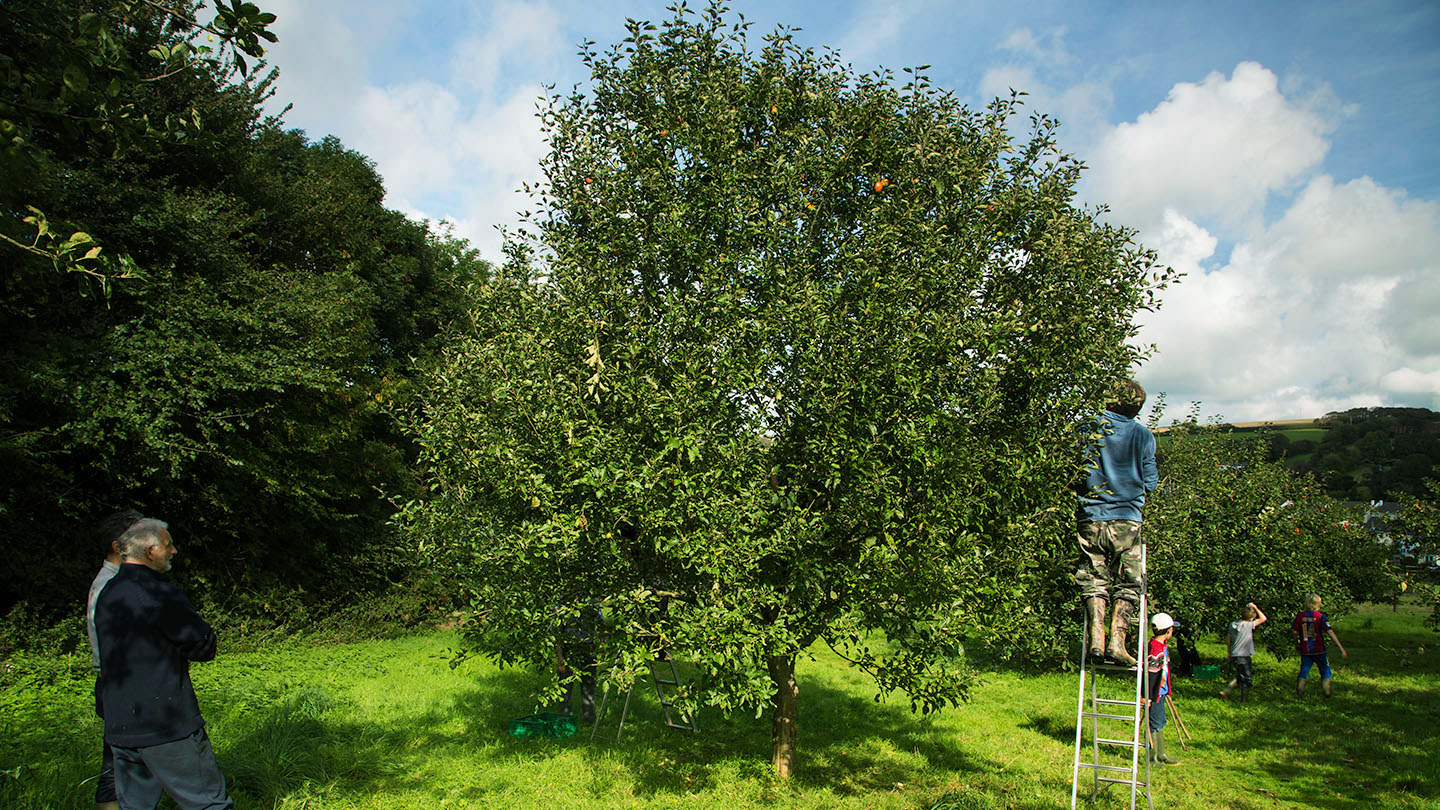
3, 599, 1436, 809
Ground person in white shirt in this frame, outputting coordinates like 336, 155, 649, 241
86, 509, 142, 810
1220, 601, 1267, 701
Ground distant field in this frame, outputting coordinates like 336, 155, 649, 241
1277, 428, 1327, 442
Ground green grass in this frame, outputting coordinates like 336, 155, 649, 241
4, 599, 1437, 809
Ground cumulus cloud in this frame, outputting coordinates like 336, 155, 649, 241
1088, 62, 1340, 237
1069, 59, 1439, 422
262, 0, 565, 262
978, 26, 1113, 151
1133, 174, 1440, 422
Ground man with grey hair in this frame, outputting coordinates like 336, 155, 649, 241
94, 518, 233, 810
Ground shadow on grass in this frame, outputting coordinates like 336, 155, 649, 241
196, 659, 1006, 808
1150, 602, 1440, 810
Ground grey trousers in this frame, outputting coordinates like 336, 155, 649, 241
111, 727, 233, 810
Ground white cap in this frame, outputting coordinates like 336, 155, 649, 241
1151, 612, 1176, 631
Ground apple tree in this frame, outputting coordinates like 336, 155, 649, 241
1141, 414, 1400, 653
402, 2, 1171, 778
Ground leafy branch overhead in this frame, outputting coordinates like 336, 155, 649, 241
0, 1, 278, 281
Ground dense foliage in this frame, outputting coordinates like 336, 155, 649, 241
1, 1, 485, 621
1, 1, 276, 277
401, 3, 1172, 777
1281, 407, 1440, 501
1385, 478, 1440, 631
1142, 414, 1401, 653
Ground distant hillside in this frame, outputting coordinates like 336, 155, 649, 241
1157, 407, 1439, 502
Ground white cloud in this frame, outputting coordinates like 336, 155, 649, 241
1136, 175, 1440, 422
259, 0, 399, 126
449, 1, 566, 94
260, 0, 564, 263
1382, 368, 1440, 398
998, 26, 1071, 66
1088, 62, 1339, 237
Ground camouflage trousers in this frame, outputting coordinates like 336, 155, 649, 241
1075, 519, 1144, 606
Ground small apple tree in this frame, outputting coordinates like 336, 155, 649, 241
402, 2, 1171, 778
1141, 414, 1400, 652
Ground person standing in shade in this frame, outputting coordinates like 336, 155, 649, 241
1293, 593, 1347, 699
1075, 379, 1158, 667
1220, 601, 1267, 701
94, 518, 233, 810
86, 509, 143, 810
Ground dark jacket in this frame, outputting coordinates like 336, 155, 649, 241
95, 563, 217, 747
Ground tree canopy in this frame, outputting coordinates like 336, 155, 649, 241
1, 0, 486, 620
1, 1, 277, 278
402, 3, 1172, 777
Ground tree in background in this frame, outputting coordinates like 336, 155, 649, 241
1, 1, 486, 620
1141, 413, 1400, 654
1387, 478, 1440, 632
402, 3, 1171, 778
1289, 408, 1440, 501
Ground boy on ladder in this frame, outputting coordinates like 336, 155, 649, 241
1074, 379, 1159, 667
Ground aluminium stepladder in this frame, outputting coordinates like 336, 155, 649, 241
1070, 541, 1154, 810
590, 653, 698, 741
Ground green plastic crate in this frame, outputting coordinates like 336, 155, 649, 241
1193, 664, 1222, 680
508, 712, 579, 739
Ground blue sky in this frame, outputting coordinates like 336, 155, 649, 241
257, 0, 1440, 423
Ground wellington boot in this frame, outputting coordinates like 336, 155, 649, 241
1153, 734, 1181, 765
1085, 597, 1108, 663
1107, 600, 1138, 667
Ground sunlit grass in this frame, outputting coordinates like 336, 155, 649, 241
3, 599, 1435, 809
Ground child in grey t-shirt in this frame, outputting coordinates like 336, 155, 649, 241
1220, 602, 1267, 700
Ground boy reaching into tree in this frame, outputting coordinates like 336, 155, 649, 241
1293, 594, 1346, 698
1220, 602, 1267, 700
1075, 379, 1158, 667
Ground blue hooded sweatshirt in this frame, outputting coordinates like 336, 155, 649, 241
1078, 410, 1158, 522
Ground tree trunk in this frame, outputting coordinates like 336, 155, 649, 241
768, 652, 799, 779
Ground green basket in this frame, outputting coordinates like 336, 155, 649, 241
508, 712, 578, 739
1193, 664, 1222, 680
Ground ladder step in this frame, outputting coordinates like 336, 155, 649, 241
1096, 776, 1149, 787
1082, 712, 1137, 721
1094, 698, 1139, 707
1095, 737, 1141, 747
653, 678, 680, 686
1078, 763, 1135, 773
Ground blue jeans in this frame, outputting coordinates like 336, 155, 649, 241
1148, 696, 1168, 734
112, 727, 232, 810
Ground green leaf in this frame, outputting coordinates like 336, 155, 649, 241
62, 63, 89, 93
